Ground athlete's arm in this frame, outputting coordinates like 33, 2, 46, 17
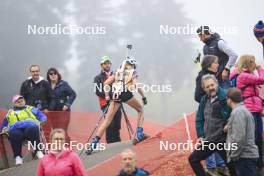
103, 75, 115, 99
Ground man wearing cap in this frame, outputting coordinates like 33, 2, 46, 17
1, 95, 47, 165
197, 26, 238, 89
20, 65, 51, 111
254, 20, 264, 58
93, 56, 122, 143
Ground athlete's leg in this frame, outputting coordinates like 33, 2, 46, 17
96, 101, 121, 138
125, 97, 144, 128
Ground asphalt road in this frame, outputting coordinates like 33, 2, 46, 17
0, 141, 132, 176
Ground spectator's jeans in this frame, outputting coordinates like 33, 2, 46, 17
252, 112, 263, 168
9, 126, 40, 157
233, 158, 257, 176
102, 105, 122, 143
206, 152, 225, 169
189, 142, 236, 176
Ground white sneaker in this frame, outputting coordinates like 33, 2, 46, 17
36, 151, 44, 159
15, 156, 23, 165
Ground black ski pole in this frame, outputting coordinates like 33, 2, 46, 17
79, 104, 110, 156
121, 104, 134, 140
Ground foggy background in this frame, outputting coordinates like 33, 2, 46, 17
0, 0, 263, 125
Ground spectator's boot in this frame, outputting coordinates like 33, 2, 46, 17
216, 166, 230, 176
15, 156, 23, 166
36, 151, 44, 159
205, 168, 221, 176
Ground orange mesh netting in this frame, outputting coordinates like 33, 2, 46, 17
87, 112, 197, 176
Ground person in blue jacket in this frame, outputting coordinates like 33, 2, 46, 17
1, 95, 47, 165
118, 149, 149, 176
47, 68, 76, 111
46, 68, 76, 142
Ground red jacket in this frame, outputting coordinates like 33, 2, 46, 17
94, 71, 113, 108
230, 68, 264, 112
37, 150, 87, 176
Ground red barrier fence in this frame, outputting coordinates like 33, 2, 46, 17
0, 110, 165, 169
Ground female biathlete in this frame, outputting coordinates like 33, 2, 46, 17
87, 57, 148, 154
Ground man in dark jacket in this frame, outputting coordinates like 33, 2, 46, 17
254, 20, 264, 59
197, 26, 238, 89
189, 74, 235, 176
94, 56, 122, 143
20, 65, 51, 111
118, 149, 149, 176
195, 55, 219, 103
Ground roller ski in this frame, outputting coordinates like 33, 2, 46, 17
132, 127, 150, 145
85, 136, 100, 155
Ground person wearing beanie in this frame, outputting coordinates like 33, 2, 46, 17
254, 20, 264, 58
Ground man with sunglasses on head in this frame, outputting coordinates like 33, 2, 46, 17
93, 56, 122, 143
20, 65, 51, 112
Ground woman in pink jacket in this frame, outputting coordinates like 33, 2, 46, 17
229, 54, 264, 168
37, 128, 87, 176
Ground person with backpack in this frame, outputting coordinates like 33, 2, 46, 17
197, 26, 238, 89
229, 54, 264, 169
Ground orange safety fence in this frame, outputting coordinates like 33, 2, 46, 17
87, 112, 197, 176
0, 109, 202, 175
0, 109, 166, 169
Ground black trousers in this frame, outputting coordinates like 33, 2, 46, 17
233, 158, 257, 176
9, 126, 40, 157
251, 112, 263, 168
102, 105, 122, 143
189, 141, 236, 176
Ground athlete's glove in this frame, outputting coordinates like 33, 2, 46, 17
142, 97, 147, 105
105, 96, 111, 105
